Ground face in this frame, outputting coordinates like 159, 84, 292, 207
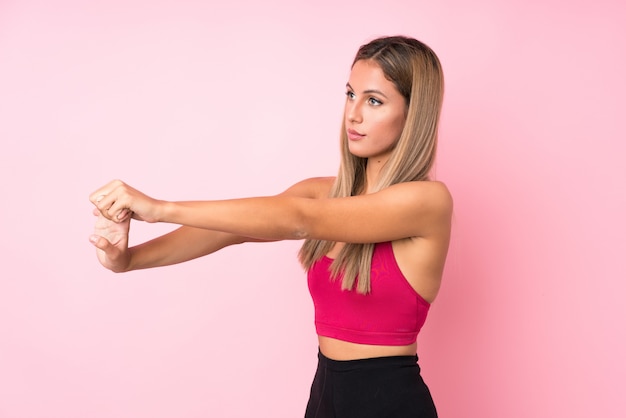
344, 59, 407, 162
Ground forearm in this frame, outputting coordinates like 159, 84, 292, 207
157, 196, 309, 241
126, 226, 251, 271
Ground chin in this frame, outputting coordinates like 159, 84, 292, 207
348, 150, 366, 158
348, 147, 389, 160
347, 145, 370, 159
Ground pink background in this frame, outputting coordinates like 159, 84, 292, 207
1, 0, 625, 417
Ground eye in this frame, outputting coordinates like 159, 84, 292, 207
345, 91, 356, 100
368, 97, 383, 106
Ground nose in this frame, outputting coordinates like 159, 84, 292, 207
346, 100, 363, 124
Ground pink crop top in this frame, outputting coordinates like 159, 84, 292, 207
307, 241, 431, 346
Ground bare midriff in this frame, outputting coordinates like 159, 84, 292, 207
318, 335, 418, 361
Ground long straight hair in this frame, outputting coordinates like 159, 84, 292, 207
298, 36, 445, 294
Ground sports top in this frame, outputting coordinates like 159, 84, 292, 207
307, 241, 430, 346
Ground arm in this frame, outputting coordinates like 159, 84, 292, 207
89, 177, 332, 272
91, 220, 256, 273
165, 181, 451, 242
91, 178, 452, 245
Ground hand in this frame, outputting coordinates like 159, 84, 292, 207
89, 179, 162, 223
89, 208, 131, 272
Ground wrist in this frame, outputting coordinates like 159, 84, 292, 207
121, 246, 136, 272
155, 200, 174, 223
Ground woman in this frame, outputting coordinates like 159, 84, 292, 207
89, 35, 451, 417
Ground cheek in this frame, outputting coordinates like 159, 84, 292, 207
386, 114, 406, 140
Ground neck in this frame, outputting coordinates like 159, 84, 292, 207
364, 156, 388, 193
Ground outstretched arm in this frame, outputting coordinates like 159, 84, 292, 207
89, 213, 259, 273
90, 178, 452, 245
88, 178, 328, 272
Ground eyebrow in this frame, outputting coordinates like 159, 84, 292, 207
345, 83, 389, 99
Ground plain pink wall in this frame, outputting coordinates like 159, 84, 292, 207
1, 0, 624, 417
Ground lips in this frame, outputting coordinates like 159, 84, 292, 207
347, 129, 365, 141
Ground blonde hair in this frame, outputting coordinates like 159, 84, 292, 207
298, 36, 445, 294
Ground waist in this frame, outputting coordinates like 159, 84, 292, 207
318, 335, 418, 361
317, 347, 419, 372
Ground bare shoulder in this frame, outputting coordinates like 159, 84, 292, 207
278, 177, 335, 199
384, 180, 453, 216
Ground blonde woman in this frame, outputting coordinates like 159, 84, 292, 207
90, 36, 451, 417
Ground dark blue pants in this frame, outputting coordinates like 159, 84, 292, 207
305, 350, 437, 418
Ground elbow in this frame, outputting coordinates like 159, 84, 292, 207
281, 196, 316, 241
291, 228, 310, 240
290, 206, 313, 240
289, 215, 311, 240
